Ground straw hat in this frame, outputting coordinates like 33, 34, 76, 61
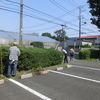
13, 42, 18, 46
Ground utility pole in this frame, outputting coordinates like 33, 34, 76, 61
78, 6, 82, 50
19, 0, 23, 46
61, 24, 67, 49
78, 6, 85, 50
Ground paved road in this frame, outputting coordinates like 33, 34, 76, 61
1, 60, 100, 100
69, 59, 100, 68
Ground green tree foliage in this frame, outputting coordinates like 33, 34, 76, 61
30, 41, 44, 48
41, 32, 51, 38
87, 0, 100, 28
54, 29, 68, 42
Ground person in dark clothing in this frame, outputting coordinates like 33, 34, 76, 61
61, 48, 68, 63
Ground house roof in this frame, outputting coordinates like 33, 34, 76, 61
77, 36, 100, 39
0, 32, 57, 42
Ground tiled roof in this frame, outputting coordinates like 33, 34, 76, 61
77, 36, 100, 39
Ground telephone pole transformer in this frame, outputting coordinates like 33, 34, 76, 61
19, 0, 23, 46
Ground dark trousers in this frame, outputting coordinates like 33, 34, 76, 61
64, 54, 68, 63
70, 53, 74, 60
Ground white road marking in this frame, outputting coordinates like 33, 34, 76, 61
49, 70, 100, 84
73, 65, 100, 71
9, 79, 52, 100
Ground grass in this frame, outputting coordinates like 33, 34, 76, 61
75, 58, 99, 61
85, 58, 99, 61
0, 74, 5, 80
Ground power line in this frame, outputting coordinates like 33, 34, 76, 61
4, 0, 67, 23
49, 0, 77, 17
0, 5, 94, 35
63, 0, 78, 7
0, 7, 19, 14
4, 0, 20, 5
0, 0, 19, 7
0, 6, 63, 26
1, 0, 98, 37
24, 13, 63, 26
68, 0, 79, 6
0, 5, 19, 11
3, 0, 80, 28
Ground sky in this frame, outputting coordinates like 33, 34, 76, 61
0, 0, 100, 38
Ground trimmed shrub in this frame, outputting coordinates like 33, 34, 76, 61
79, 49, 91, 59
81, 44, 91, 48
30, 41, 44, 48
0, 46, 63, 74
90, 49, 100, 58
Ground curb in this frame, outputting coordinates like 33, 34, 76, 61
20, 73, 33, 79
66, 65, 73, 68
56, 67, 63, 71
37, 70, 49, 75
0, 79, 4, 84
0, 65, 73, 84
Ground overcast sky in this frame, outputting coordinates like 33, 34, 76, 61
0, 0, 100, 38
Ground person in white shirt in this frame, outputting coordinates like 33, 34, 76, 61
61, 48, 68, 63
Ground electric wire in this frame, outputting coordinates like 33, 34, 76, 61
0, 5, 19, 11
68, 0, 79, 6
4, 0, 79, 28
49, 0, 77, 17
0, 0, 19, 7
1, 0, 100, 37
0, 7, 63, 26
63, 0, 77, 7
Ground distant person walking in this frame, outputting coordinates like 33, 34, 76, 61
61, 48, 68, 63
69, 48, 75, 60
7, 42, 20, 78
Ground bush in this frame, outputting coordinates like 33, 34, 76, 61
90, 49, 100, 58
81, 44, 91, 48
68, 44, 91, 48
30, 41, 44, 48
79, 49, 91, 59
0, 46, 63, 74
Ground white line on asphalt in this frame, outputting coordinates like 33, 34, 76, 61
73, 65, 100, 71
49, 70, 100, 84
9, 79, 52, 100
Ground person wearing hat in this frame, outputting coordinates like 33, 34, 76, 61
69, 48, 75, 60
7, 42, 20, 78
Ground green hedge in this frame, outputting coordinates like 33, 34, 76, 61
0, 46, 63, 74
69, 44, 92, 48
79, 49, 91, 59
90, 49, 100, 58
79, 49, 100, 59
30, 41, 44, 48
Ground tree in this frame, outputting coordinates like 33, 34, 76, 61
54, 29, 68, 42
41, 32, 51, 38
87, 0, 100, 28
